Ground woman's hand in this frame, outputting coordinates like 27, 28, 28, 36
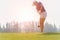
38, 10, 42, 15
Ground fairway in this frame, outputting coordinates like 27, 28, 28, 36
0, 33, 60, 40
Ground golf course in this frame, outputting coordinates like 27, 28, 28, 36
0, 32, 60, 40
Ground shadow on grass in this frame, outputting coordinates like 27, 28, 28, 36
42, 32, 60, 35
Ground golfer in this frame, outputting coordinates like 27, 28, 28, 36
32, 1, 47, 32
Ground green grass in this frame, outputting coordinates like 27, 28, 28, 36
0, 32, 60, 40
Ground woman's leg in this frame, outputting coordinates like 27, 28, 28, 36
40, 18, 45, 32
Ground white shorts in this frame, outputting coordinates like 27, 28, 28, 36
40, 12, 47, 18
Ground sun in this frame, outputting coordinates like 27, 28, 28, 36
16, 0, 40, 22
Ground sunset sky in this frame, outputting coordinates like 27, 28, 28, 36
0, 0, 60, 28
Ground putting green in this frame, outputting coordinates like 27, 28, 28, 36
0, 33, 60, 40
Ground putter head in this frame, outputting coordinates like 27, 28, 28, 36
38, 25, 40, 27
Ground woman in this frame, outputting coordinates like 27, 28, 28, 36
32, 1, 47, 32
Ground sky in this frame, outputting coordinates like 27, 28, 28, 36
0, 0, 60, 28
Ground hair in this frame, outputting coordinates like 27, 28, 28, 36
33, 1, 38, 5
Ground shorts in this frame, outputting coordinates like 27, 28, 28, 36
40, 12, 47, 18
